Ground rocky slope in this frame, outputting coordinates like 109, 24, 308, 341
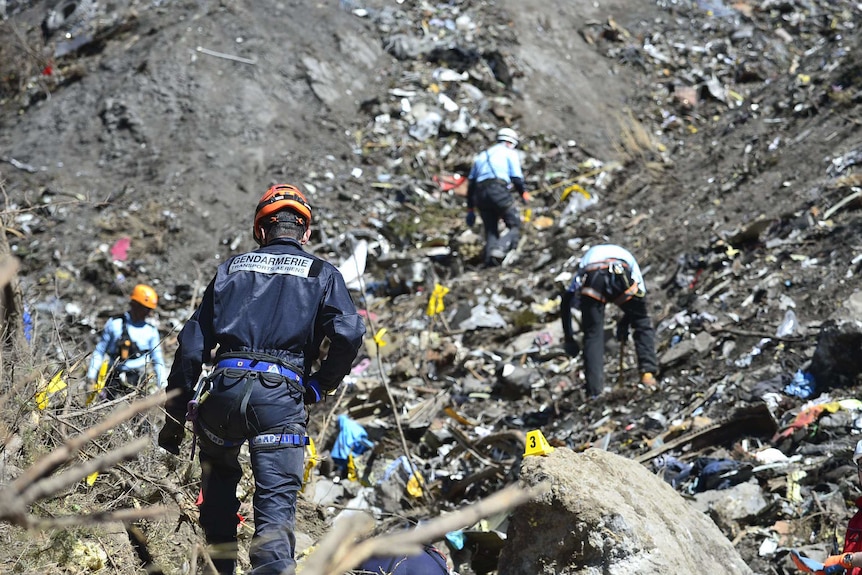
1, 0, 862, 573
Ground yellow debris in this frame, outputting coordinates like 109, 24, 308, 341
426, 283, 450, 317
35, 370, 67, 410
373, 327, 389, 347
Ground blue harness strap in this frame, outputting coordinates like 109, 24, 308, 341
197, 421, 309, 449
252, 433, 310, 447
194, 359, 310, 450
216, 358, 303, 385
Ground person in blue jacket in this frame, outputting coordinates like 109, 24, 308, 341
465, 127, 530, 266
158, 183, 366, 575
560, 244, 658, 397
87, 283, 166, 399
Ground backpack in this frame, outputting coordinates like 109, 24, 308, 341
114, 315, 146, 362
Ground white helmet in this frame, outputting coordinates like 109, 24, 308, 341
496, 127, 519, 146
854, 439, 862, 465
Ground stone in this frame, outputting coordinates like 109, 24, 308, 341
499, 447, 753, 574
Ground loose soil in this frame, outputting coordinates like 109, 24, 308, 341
1, 0, 861, 573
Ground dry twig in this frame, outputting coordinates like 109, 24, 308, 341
0, 390, 178, 529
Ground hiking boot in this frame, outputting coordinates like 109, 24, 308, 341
640, 372, 657, 386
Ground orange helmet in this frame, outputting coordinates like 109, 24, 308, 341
253, 184, 312, 245
130, 284, 158, 309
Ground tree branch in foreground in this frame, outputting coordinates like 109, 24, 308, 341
301, 482, 549, 575
0, 390, 178, 528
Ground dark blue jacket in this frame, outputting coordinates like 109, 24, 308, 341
166, 237, 366, 418
355, 545, 450, 574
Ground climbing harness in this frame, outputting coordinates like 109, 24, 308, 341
215, 357, 302, 386
251, 433, 310, 447
580, 258, 640, 305
116, 315, 148, 361
184, 355, 310, 459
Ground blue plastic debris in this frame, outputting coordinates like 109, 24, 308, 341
331, 414, 373, 468
784, 370, 815, 399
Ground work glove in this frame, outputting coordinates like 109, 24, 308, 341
791, 550, 849, 574
821, 554, 853, 574
304, 379, 324, 405
520, 191, 531, 204
564, 338, 580, 358
158, 415, 185, 455
465, 209, 476, 227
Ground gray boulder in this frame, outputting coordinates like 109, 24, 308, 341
499, 447, 753, 574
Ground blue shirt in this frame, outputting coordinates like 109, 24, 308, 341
468, 142, 524, 184
87, 311, 166, 387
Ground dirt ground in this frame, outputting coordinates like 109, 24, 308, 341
2, 0, 862, 573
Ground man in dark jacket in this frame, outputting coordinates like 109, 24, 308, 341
465, 127, 530, 267
158, 183, 366, 575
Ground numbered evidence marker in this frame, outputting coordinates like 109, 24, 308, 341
524, 429, 555, 457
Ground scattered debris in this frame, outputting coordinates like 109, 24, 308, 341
2, 0, 862, 574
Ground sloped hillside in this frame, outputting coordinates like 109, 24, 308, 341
1, 0, 861, 573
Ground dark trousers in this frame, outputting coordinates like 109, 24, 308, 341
196, 369, 307, 575
475, 180, 520, 265
581, 295, 658, 396
104, 368, 141, 399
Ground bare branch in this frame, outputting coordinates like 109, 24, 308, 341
18, 437, 151, 505
302, 513, 376, 574
26, 505, 170, 530
11, 390, 176, 492
0, 255, 19, 291
0, 368, 41, 444
0, 390, 178, 529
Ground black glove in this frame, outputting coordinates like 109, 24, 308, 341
466, 210, 476, 227
158, 415, 185, 455
304, 379, 324, 405
564, 338, 580, 357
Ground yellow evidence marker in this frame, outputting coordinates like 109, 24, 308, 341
524, 429, 555, 457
